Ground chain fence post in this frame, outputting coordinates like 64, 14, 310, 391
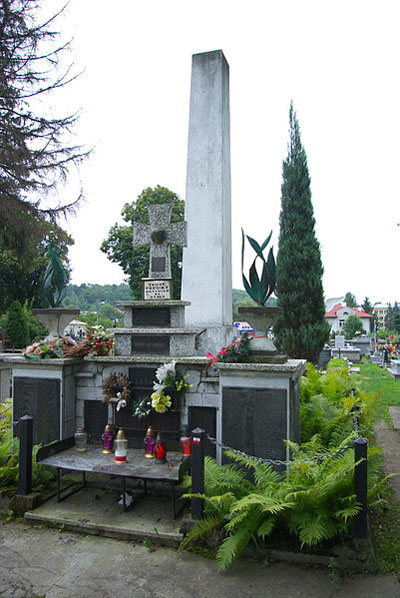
191, 427, 205, 520
354, 436, 368, 539
18, 415, 33, 495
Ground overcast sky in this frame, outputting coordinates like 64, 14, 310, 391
50, 0, 400, 305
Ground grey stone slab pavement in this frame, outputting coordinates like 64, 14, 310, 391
0, 521, 399, 598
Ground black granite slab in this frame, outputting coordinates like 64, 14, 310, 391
222, 386, 287, 460
13, 377, 60, 445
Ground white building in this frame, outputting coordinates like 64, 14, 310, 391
324, 303, 374, 334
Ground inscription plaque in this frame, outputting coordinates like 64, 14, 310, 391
128, 366, 155, 388
131, 335, 169, 355
133, 308, 170, 327
152, 257, 166, 272
14, 377, 60, 445
222, 387, 287, 460
84, 400, 108, 443
143, 279, 172, 300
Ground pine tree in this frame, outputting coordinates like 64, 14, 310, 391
361, 296, 373, 314
274, 103, 330, 362
0, 1, 89, 260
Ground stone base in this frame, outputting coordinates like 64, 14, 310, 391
10, 492, 43, 517
193, 325, 232, 357
247, 353, 287, 364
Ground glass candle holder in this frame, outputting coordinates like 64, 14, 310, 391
75, 427, 88, 452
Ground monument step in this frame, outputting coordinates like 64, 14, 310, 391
113, 327, 203, 335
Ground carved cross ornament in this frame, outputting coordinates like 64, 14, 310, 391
132, 204, 187, 279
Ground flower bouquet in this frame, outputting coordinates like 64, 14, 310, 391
23, 338, 64, 360
150, 360, 192, 413
207, 333, 251, 366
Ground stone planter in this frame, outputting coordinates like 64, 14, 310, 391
238, 306, 286, 363
32, 309, 80, 339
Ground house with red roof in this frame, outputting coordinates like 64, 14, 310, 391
324, 303, 374, 334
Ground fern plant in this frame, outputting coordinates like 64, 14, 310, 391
0, 400, 55, 493
180, 441, 385, 569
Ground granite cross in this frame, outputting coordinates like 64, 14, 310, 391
133, 204, 187, 279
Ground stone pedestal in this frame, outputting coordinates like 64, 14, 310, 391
115, 300, 204, 357
217, 360, 306, 464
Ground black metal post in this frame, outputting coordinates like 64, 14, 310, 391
18, 415, 33, 495
354, 436, 368, 539
191, 427, 205, 520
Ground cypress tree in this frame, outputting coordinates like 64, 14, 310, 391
5, 300, 28, 349
274, 103, 330, 362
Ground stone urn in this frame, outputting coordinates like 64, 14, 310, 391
238, 306, 286, 363
32, 308, 80, 339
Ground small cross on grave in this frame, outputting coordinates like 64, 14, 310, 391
133, 204, 187, 299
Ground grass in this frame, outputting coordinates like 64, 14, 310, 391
352, 359, 400, 579
354, 361, 400, 422
369, 482, 400, 580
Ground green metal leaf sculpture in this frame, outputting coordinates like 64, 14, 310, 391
43, 245, 68, 307
241, 229, 276, 305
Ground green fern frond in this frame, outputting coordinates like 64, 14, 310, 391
178, 515, 222, 551
256, 516, 276, 539
216, 528, 252, 570
334, 505, 360, 521
231, 493, 294, 516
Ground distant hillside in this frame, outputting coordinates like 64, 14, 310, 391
62, 284, 132, 311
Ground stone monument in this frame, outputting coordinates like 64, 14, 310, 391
133, 204, 187, 300
182, 50, 232, 355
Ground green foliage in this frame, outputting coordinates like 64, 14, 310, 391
385, 302, 400, 334
241, 229, 275, 305
101, 186, 184, 299
0, 232, 72, 313
4, 300, 28, 348
343, 314, 364, 339
344, 292, 358, 307
362, 297, 374, 315
0, 400, 55, 493
62, 283, 132, 311
275, 103, 330, 362
300, 361, 376, 445
181, 442, 381, 569
0, 1, 89, 260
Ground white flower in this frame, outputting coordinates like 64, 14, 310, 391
155, 360, 176, 383
152, 382, 167, 393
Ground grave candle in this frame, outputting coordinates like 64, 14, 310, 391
155, 433, 167, 464
101, 424, 114, 454
179, 426, 192, 460
114, 429, 128, 462
144, 426, 156, 458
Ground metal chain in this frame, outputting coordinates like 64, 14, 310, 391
0, 406, 10, 418
205, 434, 354, 466
0, 421, 19, 432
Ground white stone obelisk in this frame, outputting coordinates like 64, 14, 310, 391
181, 50, 232, 355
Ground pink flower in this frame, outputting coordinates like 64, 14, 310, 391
206, 352, 218, 366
